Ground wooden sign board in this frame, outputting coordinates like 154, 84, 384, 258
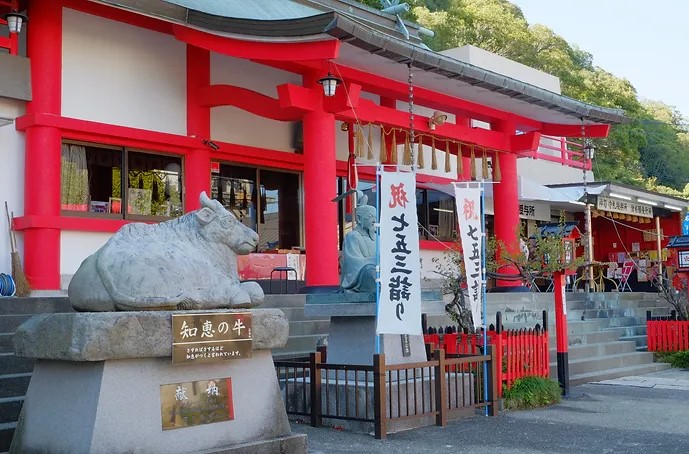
160, 377, 234, 430
171, 313, 252, 365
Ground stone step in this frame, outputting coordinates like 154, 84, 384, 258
287, 320, 330, 337
0, 335, 12, 355
620, 334, 649, 350
0, 354, 34, 376
568, 362, 671, 386
551, 351, 655, 377
262, 294, 308, 309
605, 325, 647, 338
0, 316, 33, 333
568, 329, 624, 347
277, 306, 331, 322
549, 341, 637, 362
0, 397, 22, 425
0, 297, 72, 315
0, 373, 31, 399
0, 421, 16, 453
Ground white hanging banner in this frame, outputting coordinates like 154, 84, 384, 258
453, 185, 484, 329
377, 171, 422, 335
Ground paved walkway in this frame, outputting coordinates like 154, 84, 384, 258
292, 369, 689, 454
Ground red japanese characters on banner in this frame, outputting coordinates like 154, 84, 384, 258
377, 171, 422, 335
454, 185, 484, 329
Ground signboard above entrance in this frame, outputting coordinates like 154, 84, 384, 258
596, 196, 653, 219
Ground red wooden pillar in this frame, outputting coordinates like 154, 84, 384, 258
303, 76, 339, 287
185, 45, 211, 211
492, 120, 521, 287
23, 0, 62, 289
553, 271, 570, 396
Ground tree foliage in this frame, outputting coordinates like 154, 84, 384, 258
359, 0, 689, 193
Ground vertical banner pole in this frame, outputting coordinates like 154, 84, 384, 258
375, 165, 382, 354
553, 271, 570, 396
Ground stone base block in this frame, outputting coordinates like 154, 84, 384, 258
12, 352, 305, 454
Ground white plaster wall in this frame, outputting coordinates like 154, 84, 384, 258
210, 54, 301, 153
61, 8, 187, 135
441, 45, 561, 93
518, 158, 593, 185
0, 99, 25, 277
60, 231, 113, 289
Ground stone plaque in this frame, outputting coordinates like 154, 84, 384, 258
160, 377, 234, 430
172, 313, 252, 365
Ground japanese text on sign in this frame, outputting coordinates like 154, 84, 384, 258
160, 377, 234, 430
377, 171, 422, 335
171, 313, 252, 365
454, 185, 484, 329
596, 196, 653, 218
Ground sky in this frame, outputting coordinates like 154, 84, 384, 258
510, 0, 689, 118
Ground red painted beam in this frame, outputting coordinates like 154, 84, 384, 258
332, 98, 511, 151
173, 25, 340, 61
13, 215, 132, 232
540, 123, 610, 138
199, 84, 303, 121
510, 131, 541, 153
276, 84, 321, 113
15, 113, 199, 151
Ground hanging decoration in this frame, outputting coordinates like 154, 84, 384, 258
456, 142, 463, 179
390, 131, 398, 164
357, 125, 365, 158
403, 132, 412, 165
444, 140, 451, 173
379, 128, 387, 163
431, 137, 437, 170
367, 124, 374, 160
482, 148, 489, 180
417, 135, 424, 169
470, 145, 477, 180
493, 151, 501, 182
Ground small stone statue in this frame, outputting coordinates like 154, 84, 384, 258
68, 192, 264, 311
341, 192, 377, 292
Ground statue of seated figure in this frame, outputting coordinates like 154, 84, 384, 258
341, 193, 377, 293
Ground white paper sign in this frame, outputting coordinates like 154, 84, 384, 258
377, 171, 422, 335
453, 185, 484, 329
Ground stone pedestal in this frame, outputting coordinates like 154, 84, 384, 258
11, 310, 306, 454
304, 293, 427, 365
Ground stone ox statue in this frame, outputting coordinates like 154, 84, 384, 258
68, 192, 264, 311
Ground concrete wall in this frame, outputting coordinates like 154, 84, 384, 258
0, 99, 25, 277
60, 231, 112, 288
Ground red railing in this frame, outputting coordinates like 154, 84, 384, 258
0, 0, 20, 56
519, 135, 590, 171
647, 319, 689, 352
424, 313, 549, 397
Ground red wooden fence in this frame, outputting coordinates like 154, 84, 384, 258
647, 320, 689, 352
424, 326, 549, 397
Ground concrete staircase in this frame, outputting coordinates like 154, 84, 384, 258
0, 296, 72, 453
482, 292, 671, 386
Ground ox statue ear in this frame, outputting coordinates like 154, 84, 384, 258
195, 207, 216, 225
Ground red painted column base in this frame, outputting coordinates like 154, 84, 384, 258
23, 229, 61, 290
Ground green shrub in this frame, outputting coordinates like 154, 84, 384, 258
503, 376, 562, 410
654, 350, 689, 369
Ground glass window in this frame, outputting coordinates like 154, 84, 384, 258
60, 142, 182, 219
211, 164, 301, 252
427, 189, 456, 242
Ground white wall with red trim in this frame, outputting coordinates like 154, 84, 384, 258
0, 98, 25, 278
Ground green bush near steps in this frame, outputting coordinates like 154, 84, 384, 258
503, 376, 562, 411
654, 351, 689, 369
